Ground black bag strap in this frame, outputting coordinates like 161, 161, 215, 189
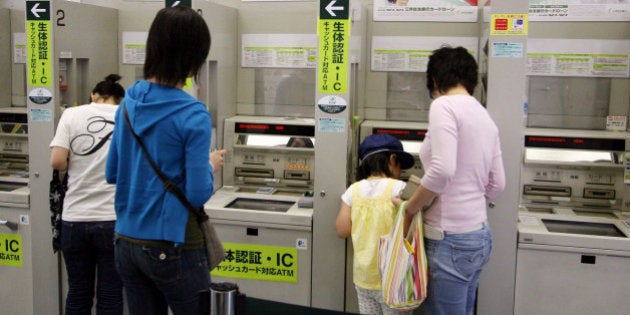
122, 104, 208, 222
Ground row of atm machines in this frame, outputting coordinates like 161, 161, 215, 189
1, 0, 629, 314
198, 3, 630, 313
211, 86, 630, 313
119, 4, 630, 312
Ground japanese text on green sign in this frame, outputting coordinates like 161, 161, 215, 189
318, 0, 350, 94
0, 234, 23, 267
211, 242, 298, 283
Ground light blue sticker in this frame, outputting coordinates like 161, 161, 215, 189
30, 108, 53, 122
318, 118, 346, 133
492, 42, 523, 58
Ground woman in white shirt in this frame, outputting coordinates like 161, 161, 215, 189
50, 74, 125, 315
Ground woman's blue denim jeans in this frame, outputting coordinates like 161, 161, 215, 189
61, 220, 123, 315
423, 223, 492, 315
114, 237, 210, 315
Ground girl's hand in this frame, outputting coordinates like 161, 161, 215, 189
393, 195, 403, 207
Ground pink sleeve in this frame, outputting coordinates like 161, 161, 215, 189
420, 100, 458, 193
485, 134, 506, 198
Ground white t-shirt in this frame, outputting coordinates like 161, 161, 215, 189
341, 178, 406, 207
50, 103, 118, 222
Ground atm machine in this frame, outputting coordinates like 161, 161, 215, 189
514, 9, 630, 313
0, 5, 33, 314
0, 107, 31, 314
207, 1, 321, 308
515, 128, 630, 315
206, 115, 315, 307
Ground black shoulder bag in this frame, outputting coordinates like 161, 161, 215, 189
122, 104, 226, 270
49, 169, 68, 253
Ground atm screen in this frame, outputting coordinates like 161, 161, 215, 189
542, 219, 625, 238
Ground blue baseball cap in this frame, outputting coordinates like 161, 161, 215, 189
359, 134, 415, 170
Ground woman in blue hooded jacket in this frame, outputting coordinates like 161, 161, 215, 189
105, 6, 225, 315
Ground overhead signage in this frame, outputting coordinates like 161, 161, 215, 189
527, 39, 630, 78
26, 1, 53, 87
241, 34, 318, 68
529, 1, 630, 21
211, 242, 298, 283
373, 0, 479, 22
318, 0, 350, 94
371, 36, 479, 72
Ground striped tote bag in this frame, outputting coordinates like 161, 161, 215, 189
377, 201, 428, 311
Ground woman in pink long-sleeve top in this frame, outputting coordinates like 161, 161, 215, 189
405, 46, 506, 315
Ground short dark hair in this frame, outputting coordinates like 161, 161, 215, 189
426, 46, 478, 96
356, 152, 397, 180
92, 74, 125, 104
144, 6, 211, 87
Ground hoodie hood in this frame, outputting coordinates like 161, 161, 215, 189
123, 80, 200, 136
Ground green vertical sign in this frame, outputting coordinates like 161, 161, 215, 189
26, 1, 52, 87
318, 0, 350, 94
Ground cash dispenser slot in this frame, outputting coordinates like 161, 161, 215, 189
235, 167, 274, 178
284, 170, 310, 181
225, 197, 294, 212
523, 185, 571, 197
583, 188, 615, 200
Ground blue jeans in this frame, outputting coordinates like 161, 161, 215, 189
114, 237, 210, 315
423, 224, 492, 315
61, 220, 123, 315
